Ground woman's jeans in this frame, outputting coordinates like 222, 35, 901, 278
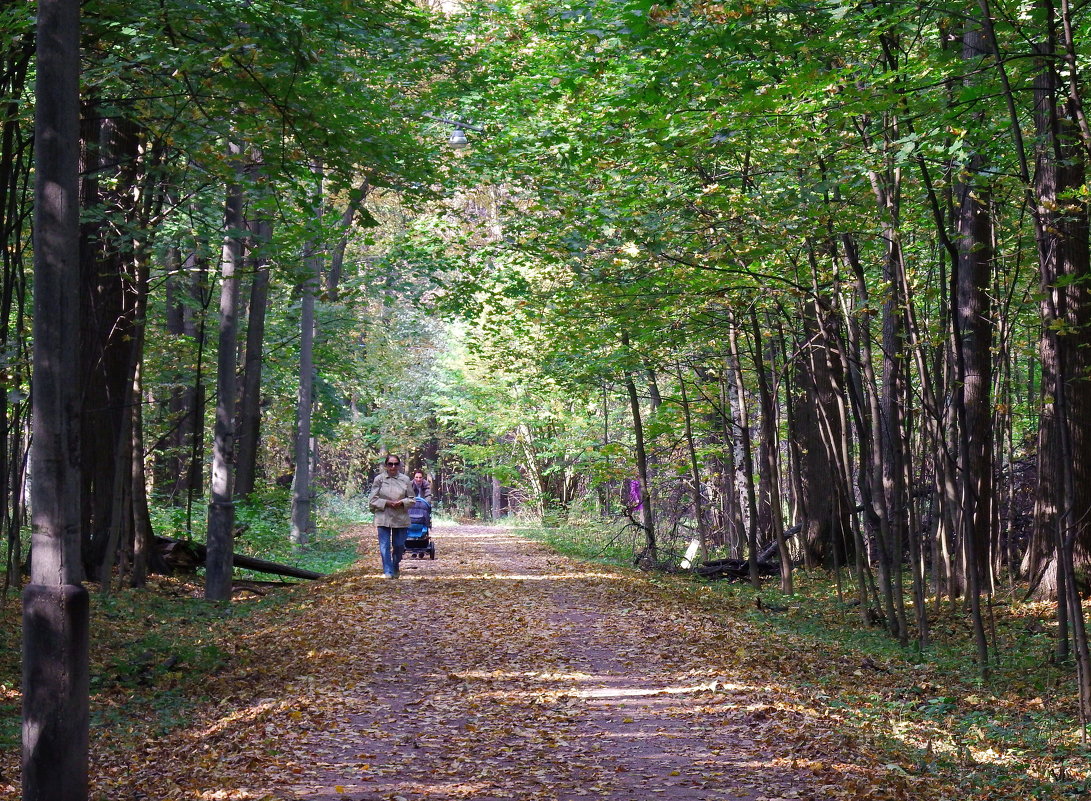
377, 526, 408, 576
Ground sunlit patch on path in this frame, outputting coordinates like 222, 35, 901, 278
267, 526, 827, 801
110, 525, 885, 800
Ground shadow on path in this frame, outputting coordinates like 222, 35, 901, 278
262, 526, 830, 801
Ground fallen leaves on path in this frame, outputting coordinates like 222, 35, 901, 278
1, 525, 1072, 800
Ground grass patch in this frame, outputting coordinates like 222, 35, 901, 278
150, 487, 367, 579
515, 518, 642, 566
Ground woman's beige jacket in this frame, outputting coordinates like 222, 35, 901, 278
368, 472, 415, 528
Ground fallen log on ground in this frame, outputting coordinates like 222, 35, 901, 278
694, 557, 779, 581
152, 536, 324, 580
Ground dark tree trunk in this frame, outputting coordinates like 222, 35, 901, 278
159, 250, 207, 505
1029, 9, 1091, 713
23, 0, 88, 797
952, 21, 995, 677
838, 232, 888, 626
0, 34, 33, 594
234, 218, 271, 500
130, 356, 153, 589
78, 115, 142, 582
795, 272, 855, 571
205, 146, 245, 601
716, 371, 744, 557
750, 309, 790, 594
326, 175, 371, 300
292, 165, 323, 546
622, 332, 656, 560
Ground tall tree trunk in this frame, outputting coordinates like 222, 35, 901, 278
291, 166, 323, 546
717, 371, 744, 558
864, 156, 910, 644
796, 256, 855, 573
953, 20, 995, 677
750, 309, 790, 594
205, 146, 245, 601
621, 332, 656, 560
78, 114, 145, 582
1029, 5, 1091, 714
160, 251, 208, 507
0, 34, 33, 595
675, 362, 706, 563
23, 0, 88, 796
726, 315, 761, 587
234, 217, 272, 499
326, 175, 371, 300
837, 232, 888, 626
130, 352, 153, 589
291, 231, 319, 547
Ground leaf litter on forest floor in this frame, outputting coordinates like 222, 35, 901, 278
0, 523, 1082, 800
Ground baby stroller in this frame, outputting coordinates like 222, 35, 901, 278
404, 497, 435, 559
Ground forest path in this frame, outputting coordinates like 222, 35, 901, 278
115, 525, 895, 800
261, 525, 831, 801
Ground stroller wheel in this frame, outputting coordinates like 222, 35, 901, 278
429, 543, 436, 559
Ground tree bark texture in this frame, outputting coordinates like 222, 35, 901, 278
205, 147, 244, 601
726, 316, 761, 587
291, 235, 318, 547
24, 0, 88, 797
235, 217, 272, 500
78, 114, 143, 581
622, 332, 656, 560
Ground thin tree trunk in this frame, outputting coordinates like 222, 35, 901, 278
622, 332, 656, 560
130, 353, 153, 589
836, 233, 885, 626
675, 361, 706, 564
727, 315, 760, 588
291, 234, 318, 547
750, 309, 790, 594
718, 371, 744, 558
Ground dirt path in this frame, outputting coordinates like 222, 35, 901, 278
252, 525, 833, 801
106, 524, 890, 799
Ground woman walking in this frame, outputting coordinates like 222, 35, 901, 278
368, 454, 415, 578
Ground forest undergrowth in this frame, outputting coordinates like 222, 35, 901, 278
0, 521, 1087, 799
